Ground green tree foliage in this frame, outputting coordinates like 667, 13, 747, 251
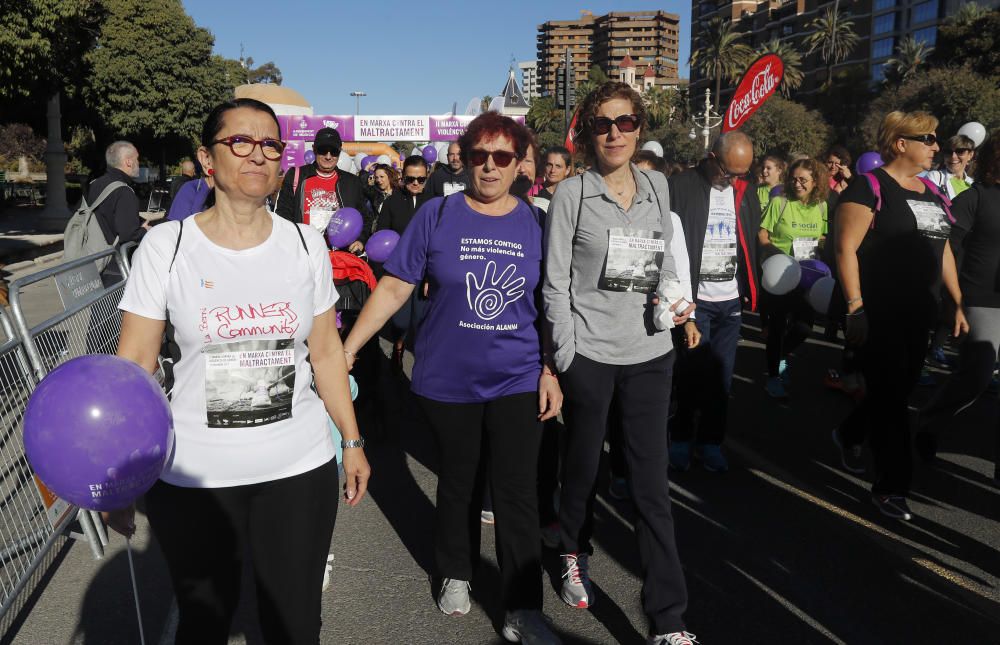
861, 66, 1000, 150
812, 64, 876, 149
758, 39, 804, 97
931, 7, 1000, 80
651, 119, 704, 165
804, 3, 861, 89
0, 123, 46, 163
575, 64, 610, 106
643, 86, 678, 129
689, 17, 753, 110
239, 57, 283, 85
741, 96, 832, 158
82, 0, 238, 160
884, 37, 933, 84
527, 96, 562, 134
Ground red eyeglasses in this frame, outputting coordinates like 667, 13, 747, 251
467, 148, 519, 168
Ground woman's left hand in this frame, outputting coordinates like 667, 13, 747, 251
684, 320, 701, 348
348, 241, 364, 254
342, 448, 371, 507
538, 372, 563, 421
953, 307, 970, 338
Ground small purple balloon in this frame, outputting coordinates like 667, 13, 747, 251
770, 185, 784, 197
362, 155, 378, 171
23, 355, 173, 511
798, 258, 831, 290
304, 150, 316, 164
856, 151, 884, 175
326, 207, 363, 248
366, 229, 401, 263
422, 145, 438, 165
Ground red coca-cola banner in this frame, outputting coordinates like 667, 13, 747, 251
722, 54, 784, 133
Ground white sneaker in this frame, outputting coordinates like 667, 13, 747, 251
321, 553, 334, 592
437, 578, 471, 616
559, 553, 593, 608
481, 510, 495, 525
502, 609, 562, 643
648, 632, 698, 645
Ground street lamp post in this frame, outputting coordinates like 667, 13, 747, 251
350, 90, 366, 116
688, 88, 724, 153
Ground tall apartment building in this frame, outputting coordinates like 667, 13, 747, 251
518, 60, 540, 103
689, 0, 997, 104
537, 10, 682, 99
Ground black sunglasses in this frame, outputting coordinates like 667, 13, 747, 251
404, 175, 427, 184
949, 148, 973, 155
590, 114, 640, 135
712, 155, 750, 181
901, 134, 938, 146
314, 147, 340, 157
211, 135, 286, 161
467, 148, 518, 168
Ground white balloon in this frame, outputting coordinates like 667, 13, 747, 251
761, 253, 802, 295
808, 276, 836, 315
376, 154, 391, 165
354, 152, 367, 167
641, 141, 664, 158
957, 121, 987, 147
336, 153, 352, 171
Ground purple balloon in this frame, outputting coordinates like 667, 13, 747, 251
798, 258, 831, 290
856, 151, 884, 175
366, 229, 401, 263
326, 207, 363, 248
23, 355, 173, 511
770, 185, 784, 197
422, 145, 438, 165
361, 155, 378, 171
304, 150, 316, 164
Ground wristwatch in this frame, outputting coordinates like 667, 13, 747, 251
341, 439, 366, 449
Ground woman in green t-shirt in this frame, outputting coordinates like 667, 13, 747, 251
756, 155, 787, 212
758, 157, 830, 398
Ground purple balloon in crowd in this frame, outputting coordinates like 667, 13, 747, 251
361, 155, 378, 171
770, 185, 784, 198
23, 355, 173, 511
422, 145, 438, 165
326, 207, 364, 248
798, 258, 831, 290
856, 151, 884, 175
365, 229, 401, 263
304, 150, 316, 164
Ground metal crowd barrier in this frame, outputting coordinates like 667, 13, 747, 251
0, 248, 132, 622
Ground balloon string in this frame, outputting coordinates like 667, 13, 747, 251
126, 537, 147, 645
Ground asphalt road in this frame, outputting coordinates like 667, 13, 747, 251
3, 305, 999, 644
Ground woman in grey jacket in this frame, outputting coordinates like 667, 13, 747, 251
542, 81, 697, 645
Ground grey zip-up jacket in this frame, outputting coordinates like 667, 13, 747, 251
543, 166, 682, 372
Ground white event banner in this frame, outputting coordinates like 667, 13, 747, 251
354, 115, 430, 142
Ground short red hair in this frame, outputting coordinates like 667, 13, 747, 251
457, 111, 531, 167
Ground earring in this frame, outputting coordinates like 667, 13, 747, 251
207, 168, 215, 176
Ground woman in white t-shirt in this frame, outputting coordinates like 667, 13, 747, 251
110, 98, 370, 644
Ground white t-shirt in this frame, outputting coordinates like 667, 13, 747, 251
698, 186, 741, 302
119, 211, 338, 488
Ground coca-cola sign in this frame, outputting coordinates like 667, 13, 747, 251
723, 55, 784, 133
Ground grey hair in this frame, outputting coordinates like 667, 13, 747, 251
712, 131, 752, 157
105, 141, 137, 169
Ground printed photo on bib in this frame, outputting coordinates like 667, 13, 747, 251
204, 338, 295, 428
907, 200, 950, 240
443, 182, 466, 197
599, 228, 665, 293
700, 191, 738, 283
792, 237, 821, 261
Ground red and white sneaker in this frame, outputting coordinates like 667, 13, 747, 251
559, 552, 593, 608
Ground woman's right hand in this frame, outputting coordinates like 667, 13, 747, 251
101, 504, 136, 538
342, 448, 371, 507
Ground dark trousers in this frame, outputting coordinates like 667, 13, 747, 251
762, 289, 815, 376
673, 297, 742, 445
559, 352, 688, 635
537, 419, 561, 526
145, 459, 339, 645
419, 392, 543, 611
841, 317, 927, 496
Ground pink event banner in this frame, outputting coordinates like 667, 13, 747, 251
277, 114, 524, 142
278, 115, 355, 141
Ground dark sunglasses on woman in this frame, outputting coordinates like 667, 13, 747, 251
467, 148, 518, 168
404, 175, 427, 184
901, 134, 938, 146
589, 114, 640, 135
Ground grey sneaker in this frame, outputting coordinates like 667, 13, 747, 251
502, 609, 562, 644
437, 578, 471, 616
648, 631, 698, 645
559, 553, 593, 608
872, 494, 913, 521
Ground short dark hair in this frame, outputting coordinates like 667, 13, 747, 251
635, 150, 666, 173
201, 98, 280, 148
402, 155, 427, 173
457, 112, 530, 167
574, 81, 647, 165
824, 144, 852, 166
976, 131, 1000, 185
545, 146, 572, 167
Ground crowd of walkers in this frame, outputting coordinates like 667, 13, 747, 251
104, 81, 1000, 644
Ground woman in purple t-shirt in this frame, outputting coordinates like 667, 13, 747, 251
342, 113, 563, 642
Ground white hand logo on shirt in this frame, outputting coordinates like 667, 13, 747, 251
466, 261, 525, 321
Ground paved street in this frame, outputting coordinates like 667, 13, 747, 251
1, 261, 998, 644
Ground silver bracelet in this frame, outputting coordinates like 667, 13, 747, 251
341, 439, 365, 449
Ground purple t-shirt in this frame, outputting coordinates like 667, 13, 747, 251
384, 195, 543, 403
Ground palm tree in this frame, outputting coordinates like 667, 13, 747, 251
885, 36, 933, 82
804, 1, 861, 89
952, 1, 989, 25
527, 96, 562, 134
758, 39, 804, 96
689, 17, 754, 110
643, 86, 677, 128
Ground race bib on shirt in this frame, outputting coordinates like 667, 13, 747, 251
203, 339, 296, 429
599, 228, 665, 293
443, 181, 466, 197
700, 189, 738, 282
792, 237, 821, 261
907, 200, 950, 240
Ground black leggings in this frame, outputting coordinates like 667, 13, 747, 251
762, 289, 814, 376
145, 459, 339, 645
419, 392, 543, 611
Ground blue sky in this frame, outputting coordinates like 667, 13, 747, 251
183, 1, 691, 116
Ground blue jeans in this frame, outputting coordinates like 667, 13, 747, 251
672, 297, 742, 445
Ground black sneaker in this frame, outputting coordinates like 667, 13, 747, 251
914, 431, 938, 464
832, 428, 866, 474
872, 495, 913, 521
